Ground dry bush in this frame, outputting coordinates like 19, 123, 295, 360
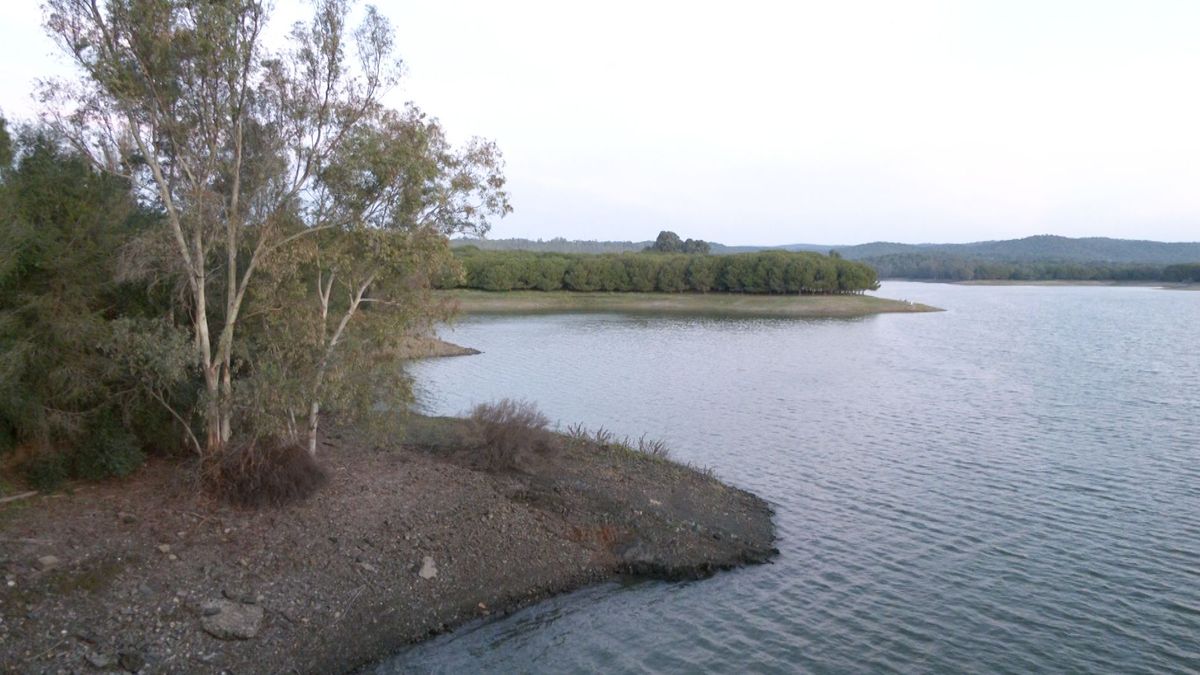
468, 399, 558, 471
636, 434, 672, 460
565, 423, 672, 461
203, 437, 328, 507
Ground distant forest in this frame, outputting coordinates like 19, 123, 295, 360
454, 235, 1200, 282
444, 248, 880, 294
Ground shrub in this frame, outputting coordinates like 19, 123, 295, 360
73, 419, 145, 480
203, 437, 328, 507
22, 452, 70, 491
636, 434, 671, 459
467, 399, 558, 471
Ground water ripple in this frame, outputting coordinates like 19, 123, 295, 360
385, 283, 1200, 674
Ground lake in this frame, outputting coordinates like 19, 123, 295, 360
376, 282, 1200, 673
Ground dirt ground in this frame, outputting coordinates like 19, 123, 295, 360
0, 416, 776, 674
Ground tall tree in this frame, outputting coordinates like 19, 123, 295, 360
40, 0, 501, 455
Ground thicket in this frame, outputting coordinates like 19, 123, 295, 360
1, 0, 510, 500
447, 248, 880, 294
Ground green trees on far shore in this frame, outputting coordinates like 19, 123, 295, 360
863, 253, 1200, 283
447, 249, 880, 294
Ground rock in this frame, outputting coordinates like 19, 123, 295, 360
222, 588, 256, 604
200, 599, 264, 640
84, 650, 114, 669
418, 556, 437, 580
156, 544, 171, 554
117, 512, 138, 524
358, 561, 379, 574
35, 555, 61, 571
117, 650, 145, 672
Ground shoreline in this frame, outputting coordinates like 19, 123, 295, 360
391, 335, 481, 359
889, 278, 1199, 290
0, 416, 776, 673
442, 289, 941, 317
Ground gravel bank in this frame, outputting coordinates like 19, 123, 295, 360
0, 417, 776, 673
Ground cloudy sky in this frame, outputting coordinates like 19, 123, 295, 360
3, 1, 1199, 245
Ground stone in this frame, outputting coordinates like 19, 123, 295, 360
418, 556, 437, 580
84, 650, 114, 669
222, 588, 256, 604
117, 650, 145, 672
200, 599, 264, 640
117, 512, 138, 524
156, 544, 171, 554
35, 555, 61, 571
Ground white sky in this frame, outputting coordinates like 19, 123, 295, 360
3, 0, 1199, 245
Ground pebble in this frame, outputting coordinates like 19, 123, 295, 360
200, 600, 264, 640
35, 555, 61, 571
418, 556, 438, 580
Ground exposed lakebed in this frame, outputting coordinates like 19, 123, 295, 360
384, 282, 1200, 673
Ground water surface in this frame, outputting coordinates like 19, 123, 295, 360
379, 282, 1200, 673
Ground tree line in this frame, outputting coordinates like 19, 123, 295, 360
862, 253, 1200, 283
447, 248, 880, 294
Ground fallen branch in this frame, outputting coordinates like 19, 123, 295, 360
0, 491, 38, 505
0, 537, 55, 545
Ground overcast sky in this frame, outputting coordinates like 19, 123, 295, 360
3, 1, 1199, 245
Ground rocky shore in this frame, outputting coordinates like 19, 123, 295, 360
0, 416, 776, 673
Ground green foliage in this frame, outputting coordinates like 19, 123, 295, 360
1163, 263, 1200, 283
23, 453, 69, 491
74, 419, 144, 480
0, 128, 182, 484
645, 230, 712, 255
446, 249, 879, 294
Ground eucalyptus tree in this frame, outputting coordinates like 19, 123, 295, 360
41, 0, 506, 456
245, 107, 509, 454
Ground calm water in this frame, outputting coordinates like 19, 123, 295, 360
378, 282, 1200, 674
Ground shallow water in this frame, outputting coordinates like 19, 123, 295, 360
376, 282, 1200, 674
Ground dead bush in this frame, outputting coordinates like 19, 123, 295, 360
467, 399, 558, 471
203, 437, 328, 507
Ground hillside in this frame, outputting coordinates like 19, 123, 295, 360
457, 235, 1200, 265
834, 235, 1200, 264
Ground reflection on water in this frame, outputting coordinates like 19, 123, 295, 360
375, 282, 1200, 674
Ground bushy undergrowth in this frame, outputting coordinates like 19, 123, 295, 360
73, 418, 145, 480
13, 418, 147, 491
202, 437, 328, 507
467, 399, 558, 471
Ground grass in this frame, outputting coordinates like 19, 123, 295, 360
440, 290, 940, 318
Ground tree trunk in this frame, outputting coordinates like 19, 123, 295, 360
306, 401, 320, 456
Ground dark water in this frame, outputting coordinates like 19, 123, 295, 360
378, 282, 1200, 674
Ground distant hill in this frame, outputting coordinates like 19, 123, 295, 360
454, 235, 1200, 265
834, 235, 1200, 265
